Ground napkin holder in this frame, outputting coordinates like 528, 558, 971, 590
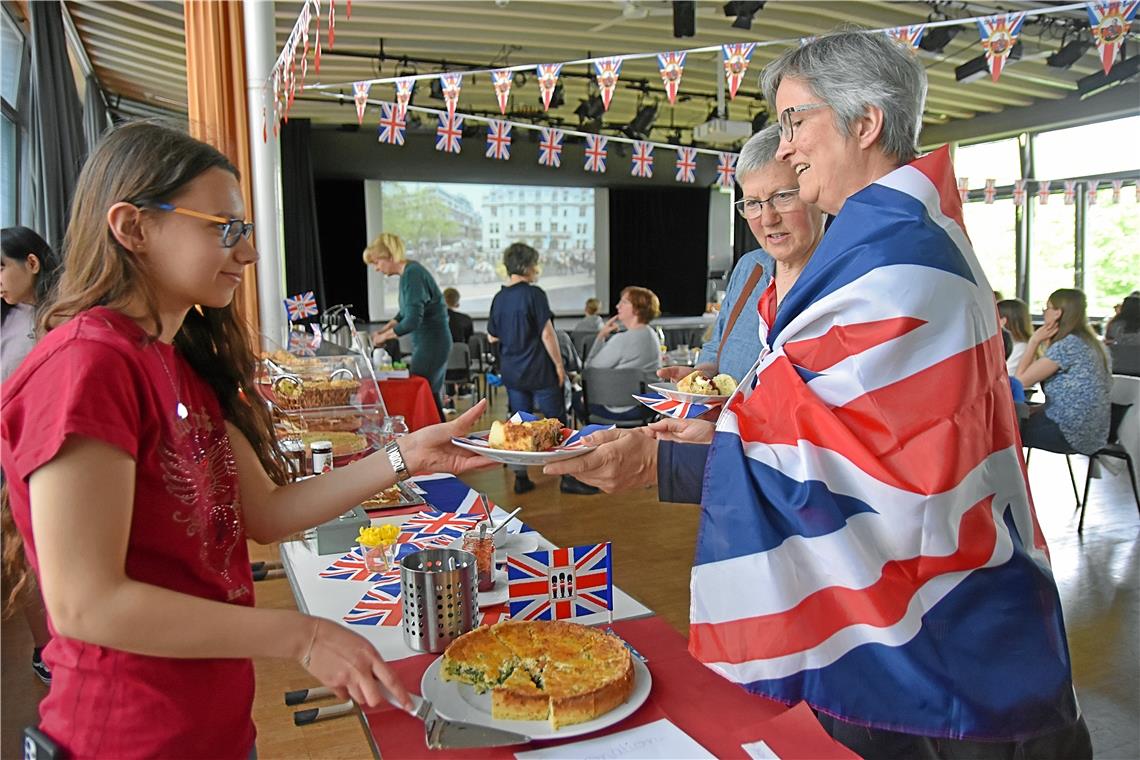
313, 506, 370, 555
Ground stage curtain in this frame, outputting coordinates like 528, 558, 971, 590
281, 119, 327, 305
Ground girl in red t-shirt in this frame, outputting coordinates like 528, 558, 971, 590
0, 122, 492, 758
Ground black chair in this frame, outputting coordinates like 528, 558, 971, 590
571, 329, 596, 365
444, 343, 480, 404
467, 333, 494, 402
580, 368, 654, 428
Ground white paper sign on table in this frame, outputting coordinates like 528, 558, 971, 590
741, 739, 781, 759
514, 718, 714, 760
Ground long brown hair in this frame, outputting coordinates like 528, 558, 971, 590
997, 298, 1034, 343
1047, 288, 1109, 370
4, 122, 287, 614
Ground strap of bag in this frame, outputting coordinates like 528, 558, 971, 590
716, 263, 765, 370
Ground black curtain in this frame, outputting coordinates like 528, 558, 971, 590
281, 119, 327, 306
312, 179, 368, 315
733, 182, 759, 265
608, 187, 708, 316
28, 0, 86, 252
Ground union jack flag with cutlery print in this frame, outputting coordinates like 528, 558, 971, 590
507, 543, 612, 621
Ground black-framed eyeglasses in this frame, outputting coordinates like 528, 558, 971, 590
734, 189, 801, 219
778, 102, 829, 143
146, 202, 255, 248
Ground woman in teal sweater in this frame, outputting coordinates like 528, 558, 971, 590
366, 233, 450, 409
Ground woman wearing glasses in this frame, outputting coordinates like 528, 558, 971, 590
0, 122, 492, 757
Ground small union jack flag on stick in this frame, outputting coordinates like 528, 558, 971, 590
507, 543, 613, 621
716, 152, 737, 188
631, 141, 654, 178
538, 127, 564, 168
584, 134, 607, 173
675, 146, 697, 184
435, 112, 464, 154
284, 290, 318, 322
485, 120, 512, 160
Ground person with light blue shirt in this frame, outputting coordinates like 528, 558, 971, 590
693, 248, 775, 382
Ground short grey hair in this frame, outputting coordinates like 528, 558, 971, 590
761, 29, 927, 164
735, 124, 783, 182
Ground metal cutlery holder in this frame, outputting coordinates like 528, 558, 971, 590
400, 548, 479, 653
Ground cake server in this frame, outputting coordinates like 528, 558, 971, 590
403, 693, 531, 749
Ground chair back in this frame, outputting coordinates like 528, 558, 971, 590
1109, 342, 1140, 377
468, 333, 490, 371
557, 330, 582, 373
571, 329, 595, 363
446, 342, 470, 372
581, 368, 650, 409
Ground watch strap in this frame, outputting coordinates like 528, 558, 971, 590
385, 440, 410, 481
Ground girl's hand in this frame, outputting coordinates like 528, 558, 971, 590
401, 399, 495, 475
299, 617, 412, 711
598, 316, 620, 339
648, 417, 716, 444
1030, 321, 1058, 346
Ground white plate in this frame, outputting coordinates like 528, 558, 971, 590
451, 433, 595, 466
421, 652, 651, 741
647, 381, 730, 406
449, 532, 541, 565
477, 569, 509, 608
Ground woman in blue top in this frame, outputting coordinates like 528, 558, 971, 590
1016, 288, 1112, 455
366, 233, 451, 411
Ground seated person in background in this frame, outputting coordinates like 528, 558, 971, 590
581, 287, 661, 421
998, 298, 1036, 376
1016, 288, 1111, 455
444, 287, 474, 344
1104, 294, 1140, 376
573, 298, 604, 333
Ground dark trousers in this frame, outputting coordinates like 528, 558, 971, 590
1020, 409, 1076, 454
815, 712, 1092, 760
506, 386, 564, 475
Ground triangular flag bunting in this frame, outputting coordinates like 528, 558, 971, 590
594, 57, 623, 111
887, 24, 926, 50
631, 141, 654, 178
491, 69, 513, 115
1013, 179, 1026, 206
441, 72, 463, 118
1038, 180, 1052, 204
1063, 179, 1077, 205
537, 64, 563, 111
485, 120, 512, 160
584, 134, 608, 173
958, 177, 970, 203
1087, 1, 1139, 74
1111, 178, 1124, 202
675, 146, 697, 183
394, 78, 414, 119
328, 0, 335, 48
716, 152, 737, 188
1086, 179, 1099, 205
435, 112, 464, 154
722, 43, 756, 99
353, 82, 370, 124
977, 13, 1027, 82
657, 52, 686, 104
984, 178, 996, 204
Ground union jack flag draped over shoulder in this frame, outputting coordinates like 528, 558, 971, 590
690, 146, 1079, 740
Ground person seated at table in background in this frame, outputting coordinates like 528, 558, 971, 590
443, 287, 474, 345
488, 242, 596, 496
658, 124, 824, 386
552, 30, 1089, 760
1015, 288, 1111, 455
1104, 293, 1140, 376
365, 233, 451, 413
573, 297, 604, 333
998, 298, 1036, 377
579, 286, 662, 421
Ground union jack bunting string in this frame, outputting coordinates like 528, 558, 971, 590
1086, 180, 1099, 205
537, 63, 563, 111
594, 57, 623, 111
507, 543, 613, 621
327, 0, 335, 48
353, 81, 370, 124
538, 127, 564, 168
716, 152, 738, 188
440, 72, 463, 117
435, 112, 464, 154
887, 24, 926, 49
1038, 179, 1052, 204
722, 43, 756, 99
675, 146, 697, 184
977, 12, 1027, 82
1112, 179, 1124, 202
958, 177, 970, 203
394, 77, 414, 119
584, 134, 608, 173
1088, 1, 1139, 74
657, 51, 686, 104
631, 141, 654, 178
491, 69, 513, 114
1013, 179, 1026, 206
377, 103, 406, 146
284, 290, 318, 322
1063, 180, 1078, 204
984, 178, 996, 204
485, 120, 512, 160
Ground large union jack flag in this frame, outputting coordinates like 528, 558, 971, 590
377, 103, 406, 146
538, 127, 564, 168
283, 290, 318, 321
690, 146, 1079, 740
485, 120, 512, 160
401, 510, 482, 542
675, 146, 697, 184
507, 543, 612, 621
1088, 1, 1140, 74
584, 134, 608, 173
977, 12, 1027, 82
631, 141, 654, 178
435, 112, 464, 154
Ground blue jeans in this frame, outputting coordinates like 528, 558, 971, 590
1020, 408, 1075, 453
506, 386, 564, 475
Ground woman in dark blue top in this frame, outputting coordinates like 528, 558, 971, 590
366, 233, 450, 410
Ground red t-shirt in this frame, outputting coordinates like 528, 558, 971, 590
1, 307, 256, 758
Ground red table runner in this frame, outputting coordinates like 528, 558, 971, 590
363, 616, 856, 758
371, 376, 442, 431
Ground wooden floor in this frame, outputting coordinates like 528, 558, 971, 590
3, 391, 1138, 758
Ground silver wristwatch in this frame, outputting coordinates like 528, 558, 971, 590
385, 440, 410, 481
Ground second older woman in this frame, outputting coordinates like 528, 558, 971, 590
583, 286, 662, 420
365, 233, 450, 410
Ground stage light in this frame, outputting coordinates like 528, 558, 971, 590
429, 78, 444, 100
1047, 38, 1091, 69
955, 42, 1021, 83
574, 95, 606, 127
723, 1, 764, 31
918, 25, 959, 54
544, 83, 565, 109
1077, 53, 1140, 98
622, 103, 658, 140
673, 0, 695, 38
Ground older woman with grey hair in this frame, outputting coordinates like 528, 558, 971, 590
557, 30, 1090, 760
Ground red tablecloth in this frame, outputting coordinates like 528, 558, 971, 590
373, 376, 441, 430
363, 616, 856, 759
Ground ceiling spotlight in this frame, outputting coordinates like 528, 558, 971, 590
723, 1, 764, 31
918, 25, 959, 54
545, 83, 565, 109
955, 42, 1022, 83
622, 102, 659, 140
574, 95, 605, 127
1047, 38, 1091, 69
1077, 53, 1140, 98
429, 78, 444, 100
